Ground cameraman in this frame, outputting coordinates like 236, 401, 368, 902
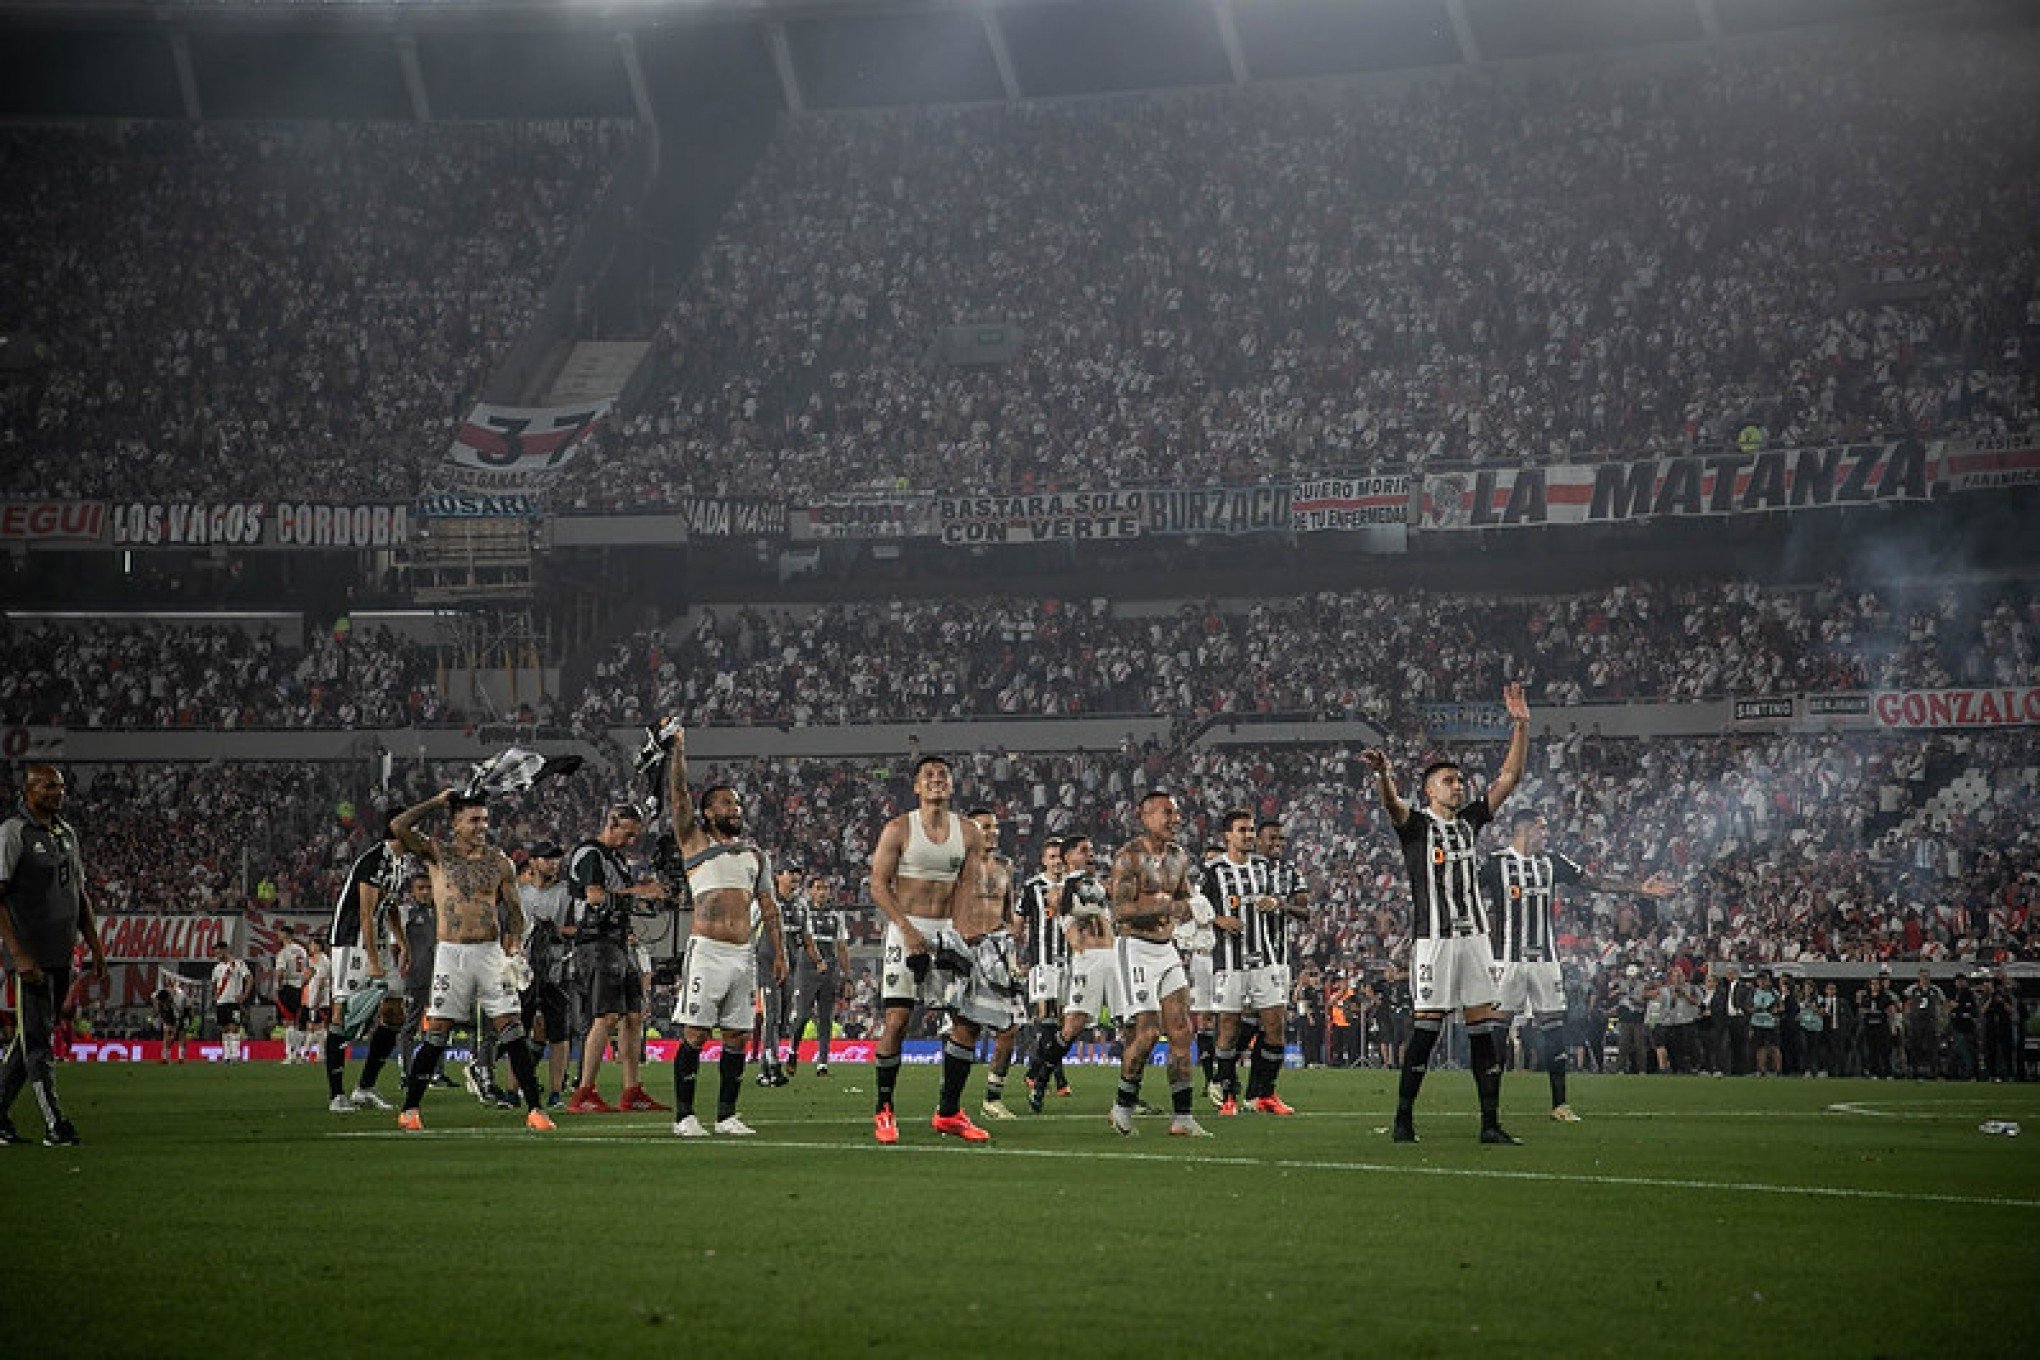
563, 805, 671, 1113
519, 842, 573, 1109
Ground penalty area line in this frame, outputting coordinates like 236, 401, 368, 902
323, 1131, 2040, 1211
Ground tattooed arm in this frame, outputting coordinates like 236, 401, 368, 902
391, 789, 450, 863
665, 722, 700, 851
496, 853, 526, 955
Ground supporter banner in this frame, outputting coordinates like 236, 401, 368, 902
442, 399, 610, 493
1733, 698, 1795, 722
1, 726, 65, 760
0, 500, 106, 543
1871, 687, 2040, 730
1418, 440, 1934, 530
98, 915, 235, 962
938, 491, 1143, 546
417, 492, 542, 519
1805, 693, 1871, 718
1936, 429, 2040, 493
1291, 475, 1410, 552
110, 503, 410, 549
791, 496, 939, 542
1144, 485, 1291, 537
672, 496, 788, 540
1420, 702, 1513, 742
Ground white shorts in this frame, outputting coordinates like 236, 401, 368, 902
1410, 935, 1501, 1014
426, 941, 520, 1022
1212, 967, 1244, 1013
1064, 948, 1122, 1022
1188, 954, 1215, 1012
675, 936, 758, 1032
1114, 936, 1188, 1018
333, 943, 406, 1001
881, 915, 950, 1008
1240, 963, 1292, 1013
1027, 962, 1066, 1007
1495, 960, 1565, 1016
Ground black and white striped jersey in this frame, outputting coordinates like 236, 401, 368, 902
328, 842, 405, 950
1481, 849, 1586, 963
1201, 856, 1268, 971
1248, 856, 1304, 967
1020, 873, 1067, 967
1393, 799, 1495, 939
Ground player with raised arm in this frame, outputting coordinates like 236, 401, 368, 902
867, 755, 991, 1145
388, 790, 553, 1132
1361, 682, 1531, 1145
665, 723, 787, 1137
1485, 810, 1674, 1122
1105, 792, 1210, 1138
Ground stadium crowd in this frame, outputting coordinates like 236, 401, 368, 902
569, 26, 2040, 505
566, 577, 2036, 731
1, 120, 630, 502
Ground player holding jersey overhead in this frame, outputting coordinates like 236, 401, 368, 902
1361, 682, 1532, 1146
867, 756, 989, 1145
664, 723, 787, 1138
388, 790, 553, 1133
1484, 810, 1674, 1122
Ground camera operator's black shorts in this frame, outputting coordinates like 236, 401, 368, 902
577, 939, 644, 1019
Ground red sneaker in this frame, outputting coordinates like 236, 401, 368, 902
1217, 1096, 1240, 1117
397, 1109, 423, 1132
874, 1106, 899, 1145
930, 1110, 991, 1143
618, 1085, 670, 1112
564, 1087, 614, 1114
525, 1109, 556, 1132
1253, 1095, 1296, 1117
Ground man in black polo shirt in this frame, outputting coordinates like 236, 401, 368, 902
0, 766, 108, 1147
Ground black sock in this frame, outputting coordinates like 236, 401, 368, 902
1029, 1033, 1070, 1085
1469, 1024, 1503, 1128
1542, 1023, 1568, 1107
1196, 1031, 1215, 1084
1399, 1023, 1442, 1117
717, 1047, 746, 1122
938, 1041, 973, 1118
876, 1053, 901, 1113
1216, 1049, 1240, 1098
505, 1036, 542, 1111
1251, 1045, 1283, 1100
358, 1023, 399, 1091
1115, 1076, 1142, 1110
1171, 1079, 1193, 1116
324, 1031, 349, 1099
402, 1039, 444, 1112
674, 1042, 701, 1117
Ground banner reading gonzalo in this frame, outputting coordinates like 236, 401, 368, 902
937, 491, 1143, 546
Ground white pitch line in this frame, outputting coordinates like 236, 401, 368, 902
323, 1132, 2040, 1211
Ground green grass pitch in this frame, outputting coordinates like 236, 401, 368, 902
4, 1063, 2037, 1358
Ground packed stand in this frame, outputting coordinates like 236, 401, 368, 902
566, 577, 2039, 731
0, 619, 446, 729
0, 120, 631, 502
572, 26, 2040, 505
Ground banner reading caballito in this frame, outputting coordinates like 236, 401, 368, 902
938, 491, 1143, 545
